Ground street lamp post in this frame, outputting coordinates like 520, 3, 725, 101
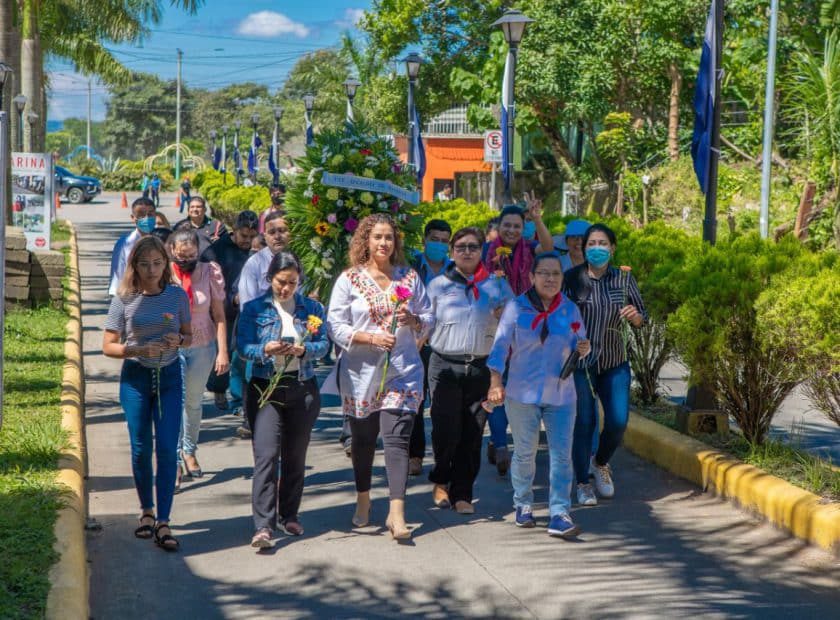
272, 107, 283, 182
492, 8, 534, 203
303, 94, 315, 147
209, 129, 217, 170
343, 77, 361, 124
0, 62, 11, 432
402, 53, 422, 170
233, 119, 242, 185
221, 124, 228, 185
13, 94, 26, 151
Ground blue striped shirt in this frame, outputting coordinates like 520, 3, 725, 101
104, 285, 191, 368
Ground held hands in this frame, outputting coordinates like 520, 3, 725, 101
486, 385, 505, 406
576, 337, 591, 357
619, 305, 643, 327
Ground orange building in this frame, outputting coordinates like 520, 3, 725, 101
394, 106, 491, 203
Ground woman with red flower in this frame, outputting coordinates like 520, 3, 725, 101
325, 214, 433, 540
486, 252, 590, 538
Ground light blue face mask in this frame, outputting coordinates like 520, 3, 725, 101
585, 247, 611, 268
425, 240, 449, 263
522, 221, 537, 239
136, 215, 156, 234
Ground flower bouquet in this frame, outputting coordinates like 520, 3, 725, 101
377, 285, 413, 397
256, 314, 323, 409
492, 246, 512, 278
285, 121, 425, 299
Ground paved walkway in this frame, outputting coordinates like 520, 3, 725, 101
68, 194, 839, 619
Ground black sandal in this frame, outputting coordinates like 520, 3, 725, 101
134, 514, 155, 539
154, 522, 180, 552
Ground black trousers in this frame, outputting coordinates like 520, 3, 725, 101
349, 409, 415, 499
206, 313, 236, 393
427, 353, 490, 503
408, 345, 431, 459
246, 376, 320, 530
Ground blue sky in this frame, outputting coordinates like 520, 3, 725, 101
47, 0, 372, 121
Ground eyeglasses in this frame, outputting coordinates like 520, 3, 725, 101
453, 244, 481, 254
534, 271, 563, 279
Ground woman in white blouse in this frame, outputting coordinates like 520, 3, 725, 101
326, 214, 433, 540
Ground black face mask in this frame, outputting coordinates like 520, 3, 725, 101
271, 194, 284, 206
174, 258, 198, 272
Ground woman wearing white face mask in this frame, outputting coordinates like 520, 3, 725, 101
562, 223, 647, 506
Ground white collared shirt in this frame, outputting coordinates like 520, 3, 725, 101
108, 228, 141, 296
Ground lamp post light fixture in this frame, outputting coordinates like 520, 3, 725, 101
274, 106, 283, 122
343, 77, 361, 123
0, 61, 13, 109
221, 124, 229, 184
492, 8, 534, 203
303, 94, 315, 147
401, 52, 423, 169
12, 94, 26, 151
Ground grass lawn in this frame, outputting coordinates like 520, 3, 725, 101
0, 233, 70, 618
635, 400, 840, 502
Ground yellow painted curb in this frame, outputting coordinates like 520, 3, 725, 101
45, 222, 89, 620
624, 411, 840, 554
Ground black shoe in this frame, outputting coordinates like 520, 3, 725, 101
487, 441, 496, 465
495, 447, 510, 476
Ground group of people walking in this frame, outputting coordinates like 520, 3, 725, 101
102, 187, 647, 552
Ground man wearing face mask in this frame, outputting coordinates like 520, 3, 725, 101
405, 219, 453, 475
202, 210, 260, 411
258, 183, 286, 234
108, 197, 157, 296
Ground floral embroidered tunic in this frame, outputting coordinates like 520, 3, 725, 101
325, 266, 434, 419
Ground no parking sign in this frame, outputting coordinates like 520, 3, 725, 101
484, 130, 503, 164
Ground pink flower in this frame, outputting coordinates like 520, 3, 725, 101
344, 218, 359, 232
327, 213, 337, 224
393, 285, 413, 302
392, 163, 402, 174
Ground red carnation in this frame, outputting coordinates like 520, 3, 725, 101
571, 321, 581, 334
360, 148, 373, 156
311, 194, 320, 206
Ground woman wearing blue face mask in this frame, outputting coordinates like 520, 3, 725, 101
562, 223, 647, 506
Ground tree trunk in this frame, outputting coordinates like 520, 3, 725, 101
21, 0, 41, 152
667, 62, 682, 161
0, 0, 17, 227
540, 121, 577, 180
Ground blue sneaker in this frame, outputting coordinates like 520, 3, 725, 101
515, 505, 536, 528
548, 513, 580, 538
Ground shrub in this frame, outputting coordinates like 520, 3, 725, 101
757, 260, 840, 426
190, 168, 270, 225
101, 159, 175, 192
668, 234, 806, 443
419, 199, 497, 234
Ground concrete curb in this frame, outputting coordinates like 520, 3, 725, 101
45, 222, 89, 620
623, 411, 840, 554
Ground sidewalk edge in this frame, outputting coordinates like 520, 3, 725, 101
624, 411, 840, 554
45, 222, 89, 620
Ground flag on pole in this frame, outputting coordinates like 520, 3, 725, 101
305, 110, 314, 147
268, 123, 279, 182
220, 134, 227, 173
212, 135, 221, 170
500, 52, 513, 197
412, 107, 426, 185
248, 129, 262, 176
691, 0, 718, 194
233, 134, 242, 175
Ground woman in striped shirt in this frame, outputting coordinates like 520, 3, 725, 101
562, 224, 647, 506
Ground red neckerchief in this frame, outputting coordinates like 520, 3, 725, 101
527, 288, 562, 343
172, 262, 194, 306
444, 262, 490, 301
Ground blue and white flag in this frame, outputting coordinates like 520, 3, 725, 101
212, 145, 221, 171
691, 0, 719, 194
305, 110, 314, 147
412, 106, 426, 185
248, 129, 262, 176
220, 134, 227, 173
500, 51, 512, 196
268, 122, 279, 182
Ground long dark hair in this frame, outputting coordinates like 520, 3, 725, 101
347, 214, 405, 267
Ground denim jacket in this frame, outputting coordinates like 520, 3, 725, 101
237, 291, 329, 381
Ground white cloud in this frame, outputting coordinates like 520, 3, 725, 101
46, 71, 107, 122
237, 11, 310, 38
336, 8, 365, 28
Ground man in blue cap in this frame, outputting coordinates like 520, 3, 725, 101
554, 219, 591, 272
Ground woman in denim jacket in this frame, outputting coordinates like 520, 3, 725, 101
237, 251, 329, 548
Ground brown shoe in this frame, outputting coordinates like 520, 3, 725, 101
454, 500, 475, 514
432, 484, 450, 508
408, 457, 423, 476
280, 519, 304, 536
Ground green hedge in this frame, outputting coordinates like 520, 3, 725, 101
100, 160, 176, 192
192, 169, 270, 225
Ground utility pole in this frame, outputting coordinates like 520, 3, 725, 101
86, 78, 91, 158
759, 0, 779, 239
175, 48, 182, 181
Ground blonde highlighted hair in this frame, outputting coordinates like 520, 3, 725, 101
118, 236, 172, 297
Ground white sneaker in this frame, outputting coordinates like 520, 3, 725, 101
592, 461, 615, 498
576, 483, 598, 506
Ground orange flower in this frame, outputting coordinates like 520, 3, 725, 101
314, 222, 330, 236
620, 265, 632, 273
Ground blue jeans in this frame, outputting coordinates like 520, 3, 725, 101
572, 362, 631, 484
229, 349, 245, 409
120, 359, 183, 522
506, 400, 576, 517
179, 343, 217, 459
